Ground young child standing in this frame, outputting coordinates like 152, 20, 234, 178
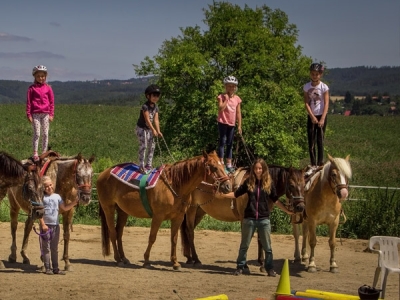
38, 176, 78, 275
26, 65, 54, 161
217, 76, 242, 173
303, 63, 329, 174
218, 158, 293, 276
135, 84, 162, 174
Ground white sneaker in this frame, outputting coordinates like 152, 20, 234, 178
305, 165, 316, 176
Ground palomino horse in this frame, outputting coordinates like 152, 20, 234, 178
293, 154, 352, 273
97, 151, 230, 270
0, 151, 43, 269
7, 153, 95, 270
181, 165, 305, 269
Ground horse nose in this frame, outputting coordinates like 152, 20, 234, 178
221, 182, 232, 193
295, 204, 305, 213
337, 188, 348, 201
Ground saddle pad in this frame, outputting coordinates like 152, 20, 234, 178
110, 163, 164, 190
305, 171, 321, 192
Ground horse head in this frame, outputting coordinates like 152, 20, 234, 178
327, 154, 352, 201
75, 154, 95, 205
286, 167, 306, 214
203, 150, 231, 193
22, 164, 45, 220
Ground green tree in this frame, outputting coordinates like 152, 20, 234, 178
135, 2, 311, 166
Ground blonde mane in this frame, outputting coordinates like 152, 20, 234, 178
321, 157, 352, 182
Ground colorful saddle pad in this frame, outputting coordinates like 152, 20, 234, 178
110, 163, 164, 190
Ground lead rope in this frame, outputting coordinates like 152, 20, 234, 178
156, 136, 176, 165
232, 134, 255, 168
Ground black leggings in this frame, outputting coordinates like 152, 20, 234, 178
307, 115, 327, 166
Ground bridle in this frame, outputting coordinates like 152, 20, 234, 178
285, 169, 305, 224
329, 166, 349, 197
21, 166, 44, 220
204, 162, 230, 193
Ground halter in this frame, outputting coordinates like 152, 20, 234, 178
21, 170, 44, 220
329, 166, 349, 197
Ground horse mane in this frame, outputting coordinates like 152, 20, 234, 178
0, 151, 25, 178
321, 158, 352, 182
167, 155, 204, 190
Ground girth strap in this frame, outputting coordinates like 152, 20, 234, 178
139, 174, 153, 217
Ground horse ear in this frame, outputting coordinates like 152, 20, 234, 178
202, 150, 208, 159
345, 154, 350, 161
89, 154, 95, 163
327, 154, 334, 162
76, 153, 83, 161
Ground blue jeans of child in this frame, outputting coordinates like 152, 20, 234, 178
217, 122, 235, 160
236, 218, 273, 271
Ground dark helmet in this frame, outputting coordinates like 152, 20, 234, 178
144, 84, 161, 95
358, 285, 380, 300
309, 63, 324, 72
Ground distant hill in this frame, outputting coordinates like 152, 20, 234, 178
0, 66, 399, 104
325, 66, 400, 96
0, 77, 152, 105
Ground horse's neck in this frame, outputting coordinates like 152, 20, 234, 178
270, 167, 287, 198
47, 159, 76, 188
167, 159, 204, 196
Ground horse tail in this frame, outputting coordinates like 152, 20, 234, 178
99, 202, 111, 256
180, 214, 191, 258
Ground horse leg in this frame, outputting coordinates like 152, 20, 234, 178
307, 222, 317, 273
8, 203, 19, 263
20, 217, 34, 265
328, 220, 339, 273
183, 206, 205, 266
143, 217, 163, 269
0, 189, 6, 268
101, 203, 124, 266
257, 233, 266, 272
61, 210, 74, 271
170, 216, 185, 270
292, 223, 301, 263
301, 221, 309, 263
115, 206, 130, 264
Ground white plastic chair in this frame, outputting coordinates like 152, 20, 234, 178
369, 236, 400, 299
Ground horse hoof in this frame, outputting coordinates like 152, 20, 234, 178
193, 262, 202, 268
330, 267, 338, 273
259, 266, 266, 273
307, 266, 317, 273
64, 265, 71, 271
22, 258, 31, 265
116, 261, 125, 267
122, 258, 131, 265
8, 256, 16, 263
173, 265, 181, 271
143, 263, 151, 269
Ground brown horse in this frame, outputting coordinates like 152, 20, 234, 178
293, 154, 352, 273
0, 151, 44, 269
181, 165, 305, 270
7, 153, 95, 270
97, 151, 230, 270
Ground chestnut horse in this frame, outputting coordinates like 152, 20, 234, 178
0, 151, 43, 269
181, 165, 305, 270
97, 151, 230, 270
6, 153, 95, 270
293, 154, 352, 273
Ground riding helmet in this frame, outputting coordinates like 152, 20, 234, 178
309, 63, 324, 73
223, 76, 238, 85
144, 84, 161, 95
32, 65, 48, 76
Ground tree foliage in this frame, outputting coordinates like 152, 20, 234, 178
135, 2, 311, 166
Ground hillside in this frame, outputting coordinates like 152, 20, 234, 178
0, 66, 399, 105
324, 66, 400, 96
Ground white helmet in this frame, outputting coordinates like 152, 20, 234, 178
32, 65, 47, 76
223, 76, 238, 85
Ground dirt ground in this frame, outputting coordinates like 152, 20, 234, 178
0, 222, 398, 300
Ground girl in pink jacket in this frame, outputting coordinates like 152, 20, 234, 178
26, 65, 54, 161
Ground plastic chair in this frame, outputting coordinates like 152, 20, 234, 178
369, 236, 400, 299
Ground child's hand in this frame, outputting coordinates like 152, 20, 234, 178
158, 131, 163, 137
49, 116, 54, 122
152, 129, 158, 136
41, 224, 49, 232
28, 116, 33, 123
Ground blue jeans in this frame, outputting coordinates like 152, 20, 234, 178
237, 218, 273, 271
217, 122, 235, 160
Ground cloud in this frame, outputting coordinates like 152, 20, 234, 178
0, 32, 33, 42
0, 51, 65, 59
50, 22, 61, 27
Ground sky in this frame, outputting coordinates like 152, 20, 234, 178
1, 0, 399, 82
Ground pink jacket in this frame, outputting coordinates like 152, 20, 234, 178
26, 83, 54, 118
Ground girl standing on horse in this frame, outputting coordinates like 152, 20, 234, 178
135, 84, 162, 174
26, 65, 54, 162
217, 76, 242, 173
218, 158, 293, 276
303, 63, 329, 175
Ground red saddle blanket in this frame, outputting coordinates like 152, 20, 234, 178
110, 163, 165, 190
